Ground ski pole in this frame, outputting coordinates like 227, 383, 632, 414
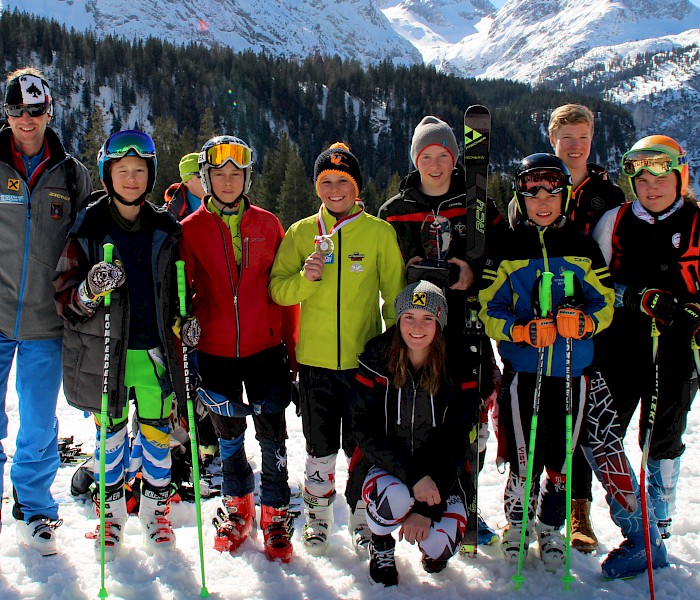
513, 270, 553, 590
640, 318, 660, 600
561, 270, 576, 591
98, 243, 113, 600
176, 260, 209, 598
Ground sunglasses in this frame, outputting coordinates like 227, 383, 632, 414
202, 143, 253, 169
5, 103, 49, 118
621, 149, 685, 178
103, 130, 156, 159
516, 169, 567, 196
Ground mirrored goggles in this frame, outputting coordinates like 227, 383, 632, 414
516, 169, 567, 197
203, 143, 253, 169
5, 103, 49, 118
104, 130, 156, 159
621, 149, 684, 178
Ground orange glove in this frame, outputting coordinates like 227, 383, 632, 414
511, 318, 556, 348
556, 308, 595, 339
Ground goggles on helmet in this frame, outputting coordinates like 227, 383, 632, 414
5, 103, 50, 118
103, 130, 156, 160
621, 148, 686, 178
202, 143, 253, 169
515, 169, 568, 197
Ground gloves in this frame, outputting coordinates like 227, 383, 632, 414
173, 316, 201, 347
86, 261, 125, 298
511, 317, 556, 348
556, 307, 595, 340
677, 302, 700, 343
624, 287, 676, 325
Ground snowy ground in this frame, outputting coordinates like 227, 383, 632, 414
1, 358, 699, 600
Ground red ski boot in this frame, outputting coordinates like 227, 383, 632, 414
260, 504, 294, 563
213, 493, 256, 553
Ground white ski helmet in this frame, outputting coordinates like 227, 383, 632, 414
198, 135, 254, 196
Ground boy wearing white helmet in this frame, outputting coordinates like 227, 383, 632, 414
179, 135, 299, 562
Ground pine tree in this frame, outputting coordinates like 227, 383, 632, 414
151, 116, 181, 205
276, 150, 315, 230
253, 133, 295, 213
80, 104, 107, 192
197, 108, 218, 149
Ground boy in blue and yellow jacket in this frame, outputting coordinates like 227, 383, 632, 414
479, 154, 613, 568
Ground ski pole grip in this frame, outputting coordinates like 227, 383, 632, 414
103, 243, 114, 308
176, 260, 187, 317
563, 270, 575, 299
539, 271, 554, 317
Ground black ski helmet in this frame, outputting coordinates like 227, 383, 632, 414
512, 153, 573, 222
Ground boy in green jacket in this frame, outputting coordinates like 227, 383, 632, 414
270, 142, 405, 558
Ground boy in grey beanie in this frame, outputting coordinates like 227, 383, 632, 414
410, 116, 460, 168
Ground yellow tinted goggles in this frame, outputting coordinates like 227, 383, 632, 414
203, 143, 253, 169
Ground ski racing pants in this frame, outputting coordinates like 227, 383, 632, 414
95, 348, 173, 490
499, 368, 586, 529
0, 333, 62, 522
363, 467, 467, 561
298, 365, 358, 499
196, 345, 292, 507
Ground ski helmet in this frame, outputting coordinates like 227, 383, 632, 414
512, 153, 573, 221
97, 130, 157, 198
198, 135, 254, 196
621, 135, 689, 198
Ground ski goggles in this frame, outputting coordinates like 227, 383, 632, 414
515, 169, 568, 196
202, 143, 253, 169
4, 103, 50, 118
103, 130, 156, 159
621, 149, 686, 178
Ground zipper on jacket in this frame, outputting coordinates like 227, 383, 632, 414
14, 198, 32, 338
336, 229, 342, 370
214, 214, 241, 356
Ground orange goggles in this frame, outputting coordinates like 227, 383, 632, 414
202, 143, 253, 169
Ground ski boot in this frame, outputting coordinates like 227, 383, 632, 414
602, 528, 669, 579
536, 522, 565, 570
16, 515, 62, 557
369, 534, 398, 586
301, 490, 335, 556
421, 553, 448, 574
139, 483, 176, 552
92, 484, 128, 562
570, 499, 598, 552
260, 504, 293, 562
349, 500, 371, 559
477, 514, 499, 546
501, 523, 529, 563
213, 493, 256, 553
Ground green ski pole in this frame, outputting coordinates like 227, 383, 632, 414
176, 260, 209, 598
513, 270, 553, 590
98, 243, 114, 599
561, 270, 576, 591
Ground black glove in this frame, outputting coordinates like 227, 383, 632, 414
677, 302, 700, 343
624, 287, 676, 325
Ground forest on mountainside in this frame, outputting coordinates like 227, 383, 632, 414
1, 10, 636, 221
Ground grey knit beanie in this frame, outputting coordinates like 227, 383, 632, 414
410, 116, 459, 168
394, 280, 448, 329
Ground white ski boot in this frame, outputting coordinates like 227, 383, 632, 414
139, 484, 176, 552
93, 484, 128, 562
349, 500, 371, 559
16, 516, 62, 557
301, 490, 335, 556
537, 522, 566, 570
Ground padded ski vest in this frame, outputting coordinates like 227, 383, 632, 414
611, 202, 700, 295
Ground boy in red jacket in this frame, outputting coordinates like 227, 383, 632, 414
179, 135, 299, 562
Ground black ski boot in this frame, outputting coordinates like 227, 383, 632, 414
369, 534, 398, 587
